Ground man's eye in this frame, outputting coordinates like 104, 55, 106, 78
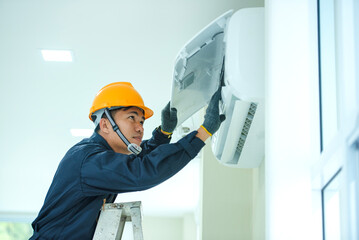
129, 116, 135, 120
140, 121, 144, 125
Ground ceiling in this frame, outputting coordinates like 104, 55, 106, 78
0, 0, 263, 219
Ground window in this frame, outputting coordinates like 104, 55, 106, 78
316, 0, 359, 239
0, 222, 32, 240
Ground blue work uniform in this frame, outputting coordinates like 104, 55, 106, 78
30, 128, 205, 239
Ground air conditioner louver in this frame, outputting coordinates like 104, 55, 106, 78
236, 102, 257, 155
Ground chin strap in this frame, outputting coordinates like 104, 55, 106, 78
104, 108, 142, 155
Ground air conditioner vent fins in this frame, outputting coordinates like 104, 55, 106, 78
236, 103, 257, 155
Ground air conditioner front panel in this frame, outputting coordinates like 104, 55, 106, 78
171, 10, 233, 127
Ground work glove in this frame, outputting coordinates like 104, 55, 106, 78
201, 88, 226, 136
161, 102, 178, 134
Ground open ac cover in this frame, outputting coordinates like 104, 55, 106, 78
171, 8, 264, 168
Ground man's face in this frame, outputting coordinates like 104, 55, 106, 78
108, 107, 145, 154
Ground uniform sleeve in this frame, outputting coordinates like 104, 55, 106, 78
139, 127, 171, 154
80, 131, 205, 196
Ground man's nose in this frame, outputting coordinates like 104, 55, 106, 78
135, 122, 144, 133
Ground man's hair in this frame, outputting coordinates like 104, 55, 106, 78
95, 106, 144, 133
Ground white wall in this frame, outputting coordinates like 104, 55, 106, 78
199, 144, 254, 240
252, 160, 265, 240
142, 216, 183, 240
265, 0, 321, 239
182, 213, 197, 240
141, 214, 197, 240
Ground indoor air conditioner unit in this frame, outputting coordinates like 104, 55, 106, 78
171, 8, 264, 168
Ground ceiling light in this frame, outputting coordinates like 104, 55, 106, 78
41, 50, 73, 62
70, 129, 93, 137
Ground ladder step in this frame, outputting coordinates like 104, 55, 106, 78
93, 201, 143, 240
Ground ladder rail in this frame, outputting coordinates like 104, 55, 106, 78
130, 206, 144, 239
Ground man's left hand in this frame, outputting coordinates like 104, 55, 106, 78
161, 102, 178, 134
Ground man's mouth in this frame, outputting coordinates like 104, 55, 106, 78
133, 136, 142, 142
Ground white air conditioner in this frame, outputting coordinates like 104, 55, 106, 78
171, 8, 264, 168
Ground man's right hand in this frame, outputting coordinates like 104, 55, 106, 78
200, 88, 226, 137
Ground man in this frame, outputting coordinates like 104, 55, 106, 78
30, 82, 224, 239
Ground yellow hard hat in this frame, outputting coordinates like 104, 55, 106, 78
89, 82, 154, 121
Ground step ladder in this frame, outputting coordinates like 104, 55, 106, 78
93, 201, 144, 240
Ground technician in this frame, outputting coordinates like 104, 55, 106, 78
30, 82, 224, 239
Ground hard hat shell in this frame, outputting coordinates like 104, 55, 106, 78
89, 82, 153, 121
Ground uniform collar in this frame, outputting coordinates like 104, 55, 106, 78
90, 131, 113, 151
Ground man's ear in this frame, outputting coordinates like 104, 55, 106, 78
99, 118, 111, 134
